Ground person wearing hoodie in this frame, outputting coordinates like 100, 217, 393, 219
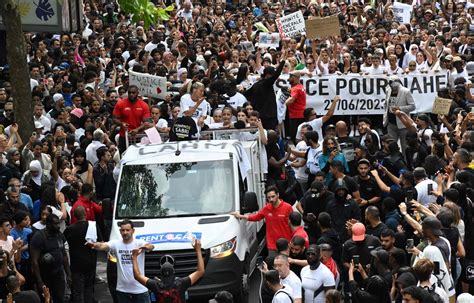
325, 179, 361, 243
296, 181, 334, 243
131, 239, 204, 302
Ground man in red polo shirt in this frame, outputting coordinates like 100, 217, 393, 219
70, 183, 102, 224
231, 185, 292, 256
113, 85, 151, 153
289, 211, 309, 248
285, 71, 306, 143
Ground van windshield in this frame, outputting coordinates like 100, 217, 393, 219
116, 160, 235, 218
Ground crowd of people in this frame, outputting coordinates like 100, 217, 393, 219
0, 0, 474, 302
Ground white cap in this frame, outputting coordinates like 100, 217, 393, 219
53, 93, 64, 102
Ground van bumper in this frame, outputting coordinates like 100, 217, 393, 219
188, 253, 243, 299
107, 253, 243, 300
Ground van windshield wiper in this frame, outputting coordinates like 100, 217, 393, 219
171, 213, 218, 218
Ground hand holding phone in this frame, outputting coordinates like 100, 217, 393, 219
353, 255, 360, 267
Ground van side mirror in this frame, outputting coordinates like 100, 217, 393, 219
241, 192, 259, 214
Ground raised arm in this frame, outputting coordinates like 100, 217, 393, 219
188, 239, 205, 285
370, 169, 391, 193
322, 96, 341, 123
131, 248, 149, 286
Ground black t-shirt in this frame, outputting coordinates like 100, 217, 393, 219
0, 270, 15, 299
146, 276, 191, 302
12, 290, 41, 303
265, 143, 283, 183
366, 222, 389, 239
64, 221, 97, 273
342, 235, 382, 266
30, 230, 66, 275
289, 251, 306, 278
355, 176, 382, 201
329, 175, 359, 195
169, 116, 198, 141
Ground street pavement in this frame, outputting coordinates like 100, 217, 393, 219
94, 252, 262, 302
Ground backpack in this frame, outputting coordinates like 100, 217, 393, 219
155, 279, 183, 303
422, 284, 444, 303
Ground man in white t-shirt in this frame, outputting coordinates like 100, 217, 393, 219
413, 167, 438, 206
180, 82, 210, 122
90, 219, 154, 303
274, 254, 303, 303
295, 96, 340, 143
301, 244, 335, 303
365, 55, 386, 75
264, 270, 294, 303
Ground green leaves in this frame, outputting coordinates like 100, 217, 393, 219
117, 0, 174, 29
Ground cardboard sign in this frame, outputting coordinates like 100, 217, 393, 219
259, 33, 281, 48
305, 16, 341, 39
129, 70, 167, 99
275, 11, 306, 38
431, 97, 452, 115
393, 2, 413, 24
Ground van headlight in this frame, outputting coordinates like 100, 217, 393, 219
210, 237, 236, 259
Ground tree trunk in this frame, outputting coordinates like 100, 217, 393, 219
0, 0, 33, 142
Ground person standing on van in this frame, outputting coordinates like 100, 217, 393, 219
113, 85, 151, 154
89, 219, 154, 303
231, 185, 293, 256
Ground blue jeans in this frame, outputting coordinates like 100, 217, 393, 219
116, 291, 150, 303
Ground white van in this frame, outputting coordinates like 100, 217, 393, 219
107, 135, 267, 302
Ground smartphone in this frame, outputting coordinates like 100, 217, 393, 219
434, 261, 440, 275
256, 256, 264, 269
406, 239, 414, 250
406, 190, 414, 202
353, 255, 360, 267
427, 183, 433, 195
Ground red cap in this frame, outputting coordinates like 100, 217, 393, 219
352, 223, 366, 241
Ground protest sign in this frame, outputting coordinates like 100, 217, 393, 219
275, 11, 305, 38
129, 70, 167, 99
240, 41, 255, 52
274, 73, 448, 115
259, 33, 281, 48
431, 97, 452, 115
393, 2, 413, 24
305, 16, 340, 39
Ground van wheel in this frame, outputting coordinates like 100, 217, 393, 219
235, 257, 250, 303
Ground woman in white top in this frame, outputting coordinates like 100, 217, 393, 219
402, 44, 419, 69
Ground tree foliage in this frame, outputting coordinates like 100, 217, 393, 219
117, 0, 174, 29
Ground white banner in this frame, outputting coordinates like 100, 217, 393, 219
274, 73, 448, 115
393, 2, 413, 24
129, 70, 167, 99
276, 11, 305, 38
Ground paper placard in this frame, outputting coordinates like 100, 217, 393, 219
129, 69, 167, 99
393, 2, 413, 24
145, 127, 163, 144
431, 97, 452, 115
259, 33, 281, 48
239, 41, 255, 52
276, 11, 306, 38
305, 16, 341, 39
